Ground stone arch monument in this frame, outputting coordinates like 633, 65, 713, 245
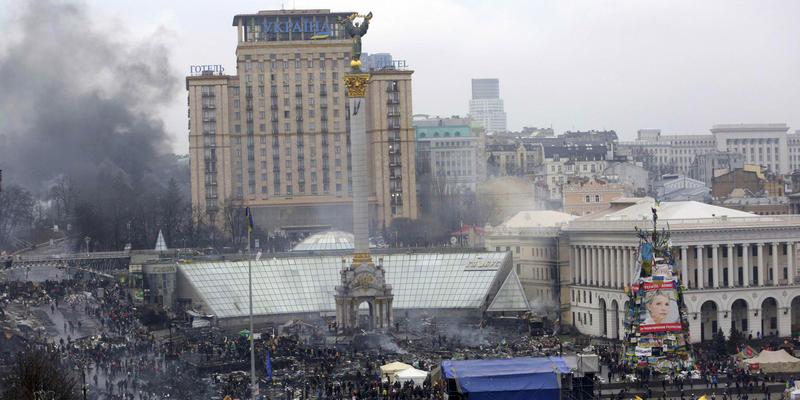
335, 254, 393, 333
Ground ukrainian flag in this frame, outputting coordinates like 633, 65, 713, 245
245, 207, 254, 232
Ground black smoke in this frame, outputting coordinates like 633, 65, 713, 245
0, 0, 199, 251
0, 0, 183, 194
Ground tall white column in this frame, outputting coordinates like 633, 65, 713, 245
583, 246, 589, 285
757, 243, 765, 286
610, 247, 617, 288
591, 246, 597, 285
788, 242, 795, 285
600, 247, 607, 286
681, 246, 689, 289
696, 245, 705, 289
772, 242, 779, 286
727, 243, 735, 288
712, 244, 719, 288
779, 307, 791, 337
743, 243, 750, 287
572, 246, 579, 284
614, 247, 621, 288
621, 247, 631, 288
606, 246, 612, 286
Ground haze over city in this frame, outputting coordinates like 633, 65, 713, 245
3, 0, 799, 152
4, 1, 800, 399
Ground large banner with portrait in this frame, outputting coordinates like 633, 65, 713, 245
638, 280, 681, 333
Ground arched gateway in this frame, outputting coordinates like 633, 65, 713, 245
335, 253, 394, 334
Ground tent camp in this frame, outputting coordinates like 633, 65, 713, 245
442, 357, 571, 400
394, 367, 429, 387
744, 349, 800, 373
380, 361, 413, 380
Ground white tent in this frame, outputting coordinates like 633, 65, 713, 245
744, 349, 800, 373
380, 361, 412, 379
394, 367, 429, 387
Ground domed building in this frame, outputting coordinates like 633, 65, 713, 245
292, 231, 358, 251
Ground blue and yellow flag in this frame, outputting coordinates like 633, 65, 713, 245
245, 207, 254, 232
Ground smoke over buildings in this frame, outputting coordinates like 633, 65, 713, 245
0, 0, 182, 194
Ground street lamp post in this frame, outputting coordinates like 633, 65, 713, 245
248, 227, 257, 399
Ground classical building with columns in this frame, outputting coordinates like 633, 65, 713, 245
565, 198, 800, 343
485, 210, 576, 318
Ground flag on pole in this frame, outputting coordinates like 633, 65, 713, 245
245, 207, 255, 232
265, 350, 273, 381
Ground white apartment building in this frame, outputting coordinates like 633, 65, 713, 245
541, 143, 608, 200
621, 124, 800, 176
468, 79, 507, 133
414, 116, 486, 193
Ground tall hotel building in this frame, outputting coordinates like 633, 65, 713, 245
187, 9, 417, 234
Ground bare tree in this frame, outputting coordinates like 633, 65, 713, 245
1, 348, 80, 400
0, 185, 35, 249
222, 199, 246, 249
47, 175, 76, 224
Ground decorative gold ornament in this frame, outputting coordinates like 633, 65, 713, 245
343, 73, 370, 98
352, 252, 373, 264
356, 274, 374, 288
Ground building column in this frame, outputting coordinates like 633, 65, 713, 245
604, 246, 611, 287
788, 242, 795, 285
583, 246, 589, 285
779, 307, 791, 337
615, 247, 622, 288
696, 245, 705, 289
727, 243, 735, 288
622, 247, 629, 287
681, 246, 689, 289
626, 247, 633, 285
748, 308, 759, 338
606, 247, 612, 286
611, 247, 618, 288
743, 243, 750, 287
718, 308, 732, 339
772, 242, 779, 286
688, 314, 702, 344
757, 243, 765, 287
712, 244, 719, 288
572, 246, 579, 284
591, 246, 597, 286
599, 247, 606, 286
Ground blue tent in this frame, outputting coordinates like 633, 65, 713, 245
441, 357, 570, 400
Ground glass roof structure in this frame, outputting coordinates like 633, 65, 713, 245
486, 269, 531, 312
292, 231, 356, 251
179, 252, 522, 320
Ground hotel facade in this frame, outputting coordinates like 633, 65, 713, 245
187, 9, 417, 235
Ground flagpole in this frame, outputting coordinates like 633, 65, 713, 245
248, 222, 256, 399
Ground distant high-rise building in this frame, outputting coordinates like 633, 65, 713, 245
362, 53, 393, 71
469, 78, 507, 133
471, 78, 500, 100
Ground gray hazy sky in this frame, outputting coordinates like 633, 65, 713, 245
7, 0, 800, 152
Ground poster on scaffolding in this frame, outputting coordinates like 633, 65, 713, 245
638, 280, 681, 333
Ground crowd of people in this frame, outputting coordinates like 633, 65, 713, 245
6, 267, 800, 399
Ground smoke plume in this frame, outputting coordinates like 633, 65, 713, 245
0, 0, 182, 194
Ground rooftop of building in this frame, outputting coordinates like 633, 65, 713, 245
711, 123, 789, 132
577, 198, 755, 222
495, 210, 576, 230
232, 9, 349, 24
